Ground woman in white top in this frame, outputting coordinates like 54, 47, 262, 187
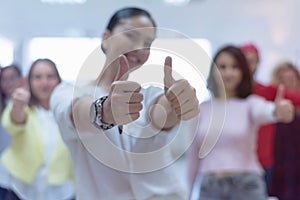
188, 45, 294, 200
1, 59, 75, 200
51, 7, 199, 200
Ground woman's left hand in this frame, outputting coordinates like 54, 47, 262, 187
164, 56, 200, 120
274, 84, 295, 123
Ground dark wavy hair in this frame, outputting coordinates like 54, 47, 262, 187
207, 45, 253, 98
101, 7, 157, 53
0, 64, 22, 113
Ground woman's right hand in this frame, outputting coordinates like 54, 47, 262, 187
11, 87, 30, 112
10, 87, 30, 124
274, 84, 295, 123
102, 55, 144, 125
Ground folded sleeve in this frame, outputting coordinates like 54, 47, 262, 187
1, 102, 30, 136
50, 82, 76, 141
248, 95, 277, 126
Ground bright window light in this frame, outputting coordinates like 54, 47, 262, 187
25, 37, 101, 82
25, 37, 211, 102
0, 38, 14, 67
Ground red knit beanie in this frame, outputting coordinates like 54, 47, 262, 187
240, 43, 260, 60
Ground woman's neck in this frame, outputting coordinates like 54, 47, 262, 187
225, 90, 237, 99
39, 101, 50, 110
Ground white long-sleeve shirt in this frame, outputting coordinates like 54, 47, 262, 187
51, 82, 192, 200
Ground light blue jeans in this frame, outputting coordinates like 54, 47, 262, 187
195, 172, 268, 200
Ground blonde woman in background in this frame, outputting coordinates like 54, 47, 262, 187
270, 61, 300, 200
271, 61, 300, 91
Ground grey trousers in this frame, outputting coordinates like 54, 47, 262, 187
197, 172, 268, 200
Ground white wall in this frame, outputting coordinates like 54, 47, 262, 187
1, 0, 299, 83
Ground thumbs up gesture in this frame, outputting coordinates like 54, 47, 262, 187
11, 87, 30, 112
102, 55, 143, 125
163, 56, 199, 120
10, 87, 30, 124
274, 84, 294, 123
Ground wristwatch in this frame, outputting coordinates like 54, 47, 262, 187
89, 96, 115, 130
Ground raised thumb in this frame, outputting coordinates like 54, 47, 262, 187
115, 55, 129, 81
275, 84, 285, 103
164, 56, 174, 93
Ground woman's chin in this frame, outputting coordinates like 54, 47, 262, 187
129, 65, 141, 73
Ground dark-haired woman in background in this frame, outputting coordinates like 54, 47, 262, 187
0, 59, 74, 200
0, 65, 23, 113
0, 65, 24, 199
188, 45, 294, 200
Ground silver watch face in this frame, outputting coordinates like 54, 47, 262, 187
89, 102, 96, 124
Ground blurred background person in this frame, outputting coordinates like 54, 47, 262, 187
0, 65, 23, 111
0, 67, 2, 112
0, 65, 23, 152
240, 43, 300, 194
0, 64, 23, 199
188, 45, 294, 200
0, 59, 75, 200
0, 68, 2, 113
270, 61, 300, 200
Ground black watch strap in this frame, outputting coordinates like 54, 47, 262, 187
90, 96, 115, 130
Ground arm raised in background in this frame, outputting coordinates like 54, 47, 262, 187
255, 83, 300, 107
10, 87, 30, 124
273, 85, 295, 123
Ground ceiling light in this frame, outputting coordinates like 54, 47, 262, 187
41, 0, 87, 4
164, 0, 191, 6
